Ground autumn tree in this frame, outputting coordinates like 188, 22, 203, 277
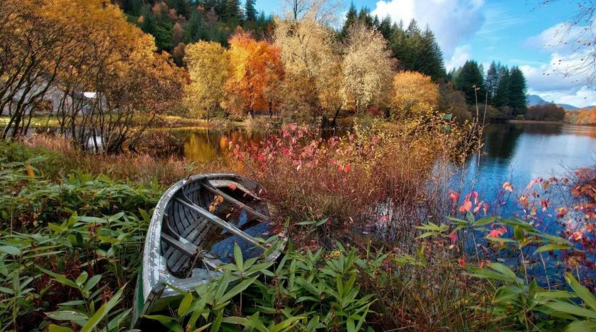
281, 0, 341, 24
185, 41, 230, 121
225, 31, 284, 117
0, 0, 183, 151
390, 71, 439, 120
342, 23, 394, 114
526, 104, 565, 121
439, 83, 472, 123
274, 14, 341, 124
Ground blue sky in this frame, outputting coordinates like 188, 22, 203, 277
255, 0, 596, 107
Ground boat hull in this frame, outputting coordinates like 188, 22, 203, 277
131, 173, 283, 327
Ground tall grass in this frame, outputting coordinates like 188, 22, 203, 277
21, 134, 223, 185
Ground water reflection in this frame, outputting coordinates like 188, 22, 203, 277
183, 129, 265, 163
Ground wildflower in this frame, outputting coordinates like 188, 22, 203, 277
488, 226, 507, 238
526, 177, 543, 190
458, 256, 466, 267
503, 182, 514, 192
449, 232, 458, 244
449, 191, 459, 203
459, 199, 472, 213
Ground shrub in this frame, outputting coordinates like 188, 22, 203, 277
229, 118, 474, 246
527, 104, 566, 121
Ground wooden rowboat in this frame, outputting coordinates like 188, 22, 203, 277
131, 174, 284, 327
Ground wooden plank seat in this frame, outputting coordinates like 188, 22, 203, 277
161, 177, 270, 276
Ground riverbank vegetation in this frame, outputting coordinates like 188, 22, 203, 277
3, 0, 596, 331
3, 134, 596, 331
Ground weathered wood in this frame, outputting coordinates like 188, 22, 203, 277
161, 233, 197, 258
202, 183, 269, 221
175, 195, 264, 249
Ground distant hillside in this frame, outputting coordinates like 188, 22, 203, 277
527, 94, 581, 111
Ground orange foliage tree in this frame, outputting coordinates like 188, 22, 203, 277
225, 30, 284, 117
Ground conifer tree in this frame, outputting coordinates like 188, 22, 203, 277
378, 16, 392, 41
493, 66, 510, 108
245, 0, 256, 21
222, 0, 241, 23
508, 67, 528, 116
341, 3, 358, 39
123, 0, 143, 16
417, 27, 445, 81
185, 10, 203, 43
485, 62, 499, 105
454, 60, 485, 104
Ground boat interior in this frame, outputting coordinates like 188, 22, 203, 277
160, 176, 274, 278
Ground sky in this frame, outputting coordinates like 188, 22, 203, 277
255, 0, 596, 108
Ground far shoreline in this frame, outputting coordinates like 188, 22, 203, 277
508, 119, 564, 125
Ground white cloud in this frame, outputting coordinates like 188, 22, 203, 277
526, 22, 596, 56
523, 22, 596, 107
445, 44, 472, 71
530, 86, 596, 108
371, 0, 486, 58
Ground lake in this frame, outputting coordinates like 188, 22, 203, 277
458, 123, 596, 223
182, 122, 596, 190
181, 122, 596, 232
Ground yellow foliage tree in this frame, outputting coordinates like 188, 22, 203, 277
342, 24, 394, 114
225, 31, 284, 117
391, 71, 439, 120
0, 0, 183, 150
274, 17, 342, 124
185, 41, 230, 121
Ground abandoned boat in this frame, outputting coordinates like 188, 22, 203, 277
131, 173, 284, 327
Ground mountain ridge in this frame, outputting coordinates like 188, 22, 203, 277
527, 94, 587, 111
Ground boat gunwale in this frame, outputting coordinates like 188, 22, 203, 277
141, 173, 284, 304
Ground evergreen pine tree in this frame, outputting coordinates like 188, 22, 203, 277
123, 0, 143, 16
388, 21, 407, 67
378, 16, 392, 41
372, 15, 380, 28
140, 6, 156, 35
166, 0, 191, 18
398, 19, 422, 72
357, 9, 374, 28
341, 3, 358, 39
222, 0, 241, 23
508, 67, 528, 116
454, 60, 486, 105
416, 27, 445, 81
245, 0, 256, 21
485, 62, 499, 105
493, 66, 510, 108
185, 10, 203, 43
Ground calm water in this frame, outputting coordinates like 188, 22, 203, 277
465, 123, 596, 195
183, 123, 596, 184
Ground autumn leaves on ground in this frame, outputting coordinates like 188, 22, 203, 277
3, 0, 596, 331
